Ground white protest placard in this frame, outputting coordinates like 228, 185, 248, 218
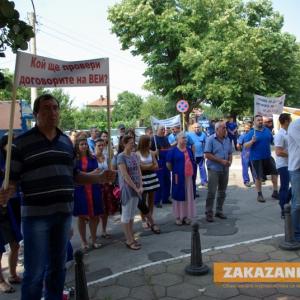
254, 94, 285, 117
15, 52, 109, 88
150, 115, 181, 129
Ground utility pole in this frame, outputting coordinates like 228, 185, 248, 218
28, 1, 37, 109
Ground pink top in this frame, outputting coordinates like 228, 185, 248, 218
184, 149, 193, 176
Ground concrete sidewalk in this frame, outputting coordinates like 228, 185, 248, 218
1, 152, 295, 299
87, 236, 300, 300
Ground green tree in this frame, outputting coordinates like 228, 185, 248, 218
0, 69, 31, 100
0, 0, 34, 53
43, 88, 76, 130
72, 108, 108, 130
200, 105, 224, 121
108, 0, 300, 115
112, 91, 143, 124
140, 95, 169, 126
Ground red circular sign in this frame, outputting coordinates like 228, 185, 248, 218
176, 100, 189, 113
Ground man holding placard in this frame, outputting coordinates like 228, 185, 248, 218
0, 94, 115, 300
244, 115, 278, 203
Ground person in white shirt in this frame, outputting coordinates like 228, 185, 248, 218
288, 118, 300, 241
274, 113, 292, 218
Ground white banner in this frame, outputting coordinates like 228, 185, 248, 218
254, 94, 285, 117
150, 115, 181, 129
15, 52, 109, 88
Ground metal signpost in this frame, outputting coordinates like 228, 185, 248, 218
176, 99, 189, 131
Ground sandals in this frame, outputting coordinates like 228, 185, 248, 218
8, 275, 22, 284
183, 217, 192, 225
81, 244, 89, 252
150, 224, 161, 234
175, 219, 183, 226
142, 222, 150, 229
101, 233, 112, 239
134, 239, 142, 247
0, 280, 15, 293
125, 241, 141, 250
92, 243, 102, 249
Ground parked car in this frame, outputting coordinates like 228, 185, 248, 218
135, 127, 146, 143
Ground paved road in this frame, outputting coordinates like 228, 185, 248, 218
1, 152, 285, 299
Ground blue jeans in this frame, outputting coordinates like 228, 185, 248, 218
195, 157, 208, 185
278, 167, 290, 213
290, 169, 300, 241
21, 213, 72, 300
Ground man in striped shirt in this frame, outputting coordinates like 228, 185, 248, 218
0, 94, 115, 300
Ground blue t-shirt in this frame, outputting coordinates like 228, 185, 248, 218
226, 121, 238, 138
168, 132, 194, 148
204, 134, 232, 171
168, 133, 177, 145
244, 127, 273, 161
87, 137, 96, 153
151, 136, 170, 150
237, 132, 250, 156
207, 124, 215, 136
188, 132, 206, 157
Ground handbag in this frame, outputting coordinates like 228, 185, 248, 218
112, 185, 121, 200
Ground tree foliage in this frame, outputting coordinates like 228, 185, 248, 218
108, 0, 300, 114
140, 95, 170, 126
43, 88, 77, 130
0, 0, 34, 53
70, 108, 108, 130
112, 91, 143, 125
0, 68, 31, 100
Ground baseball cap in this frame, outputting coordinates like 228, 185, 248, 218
118, 124, 125, 129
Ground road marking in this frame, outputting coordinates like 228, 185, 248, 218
87, 233, 284, 286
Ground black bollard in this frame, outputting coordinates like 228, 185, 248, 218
74, 250, 90, 300
279, 204, 300, 250
185, 222, 209, 276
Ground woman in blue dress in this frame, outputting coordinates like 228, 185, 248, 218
73, 137, 103, 251
0, 135, 22, 294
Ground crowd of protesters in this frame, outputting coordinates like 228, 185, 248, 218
0, 93, 300, 298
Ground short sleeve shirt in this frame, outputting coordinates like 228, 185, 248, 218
226, 121, 238, 137
274, 128, 288, 168
117, 152, 141, 189
244, 127, 273, 161
238, 132, 250, 156
188, 132, 206, 157
204, 134, 232, 171
168, 133, 177, 145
